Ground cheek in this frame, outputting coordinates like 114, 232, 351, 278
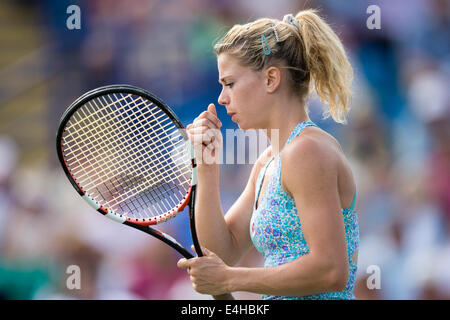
245, 91, 266, 116
235, 80, 265, 110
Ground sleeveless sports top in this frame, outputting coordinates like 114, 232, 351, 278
249, 121, 359, 300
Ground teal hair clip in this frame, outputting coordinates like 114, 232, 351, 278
261, 34, 271, 55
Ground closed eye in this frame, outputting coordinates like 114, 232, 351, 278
225, 83, 234, 88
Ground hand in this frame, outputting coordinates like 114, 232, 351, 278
186, 104, 223, 165
177, 246, 231, 295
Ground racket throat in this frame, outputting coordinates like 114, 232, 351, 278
124, 222, 194, 259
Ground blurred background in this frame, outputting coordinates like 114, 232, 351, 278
0, 0, 449, 300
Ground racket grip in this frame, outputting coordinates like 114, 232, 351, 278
193, 236, 235, 300
194, 243, 235, 300
189, 188, 234, 300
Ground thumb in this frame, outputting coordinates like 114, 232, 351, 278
208, 103, 217, 117
208, 103, 222, 128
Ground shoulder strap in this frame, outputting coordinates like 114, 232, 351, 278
284, 121, 318, 149
273, 120, 318, 187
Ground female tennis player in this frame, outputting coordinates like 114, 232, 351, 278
177, 9, 359, 300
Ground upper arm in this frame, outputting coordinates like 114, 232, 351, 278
223, 147, 271, 265
282, 138, 348, 277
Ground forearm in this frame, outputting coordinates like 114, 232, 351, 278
226, 252, 344, 297
195, 164, 236, 263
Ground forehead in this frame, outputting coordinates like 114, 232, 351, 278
217, 54, 247, 78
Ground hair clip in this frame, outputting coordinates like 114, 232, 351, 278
272, 24, 280, 42
283, 13, 299, 28
261, 34, 271, 55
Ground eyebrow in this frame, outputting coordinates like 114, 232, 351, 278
219, 76, 232, 84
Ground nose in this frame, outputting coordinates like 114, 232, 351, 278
218, 88, 229, 107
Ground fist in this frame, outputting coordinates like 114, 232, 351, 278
186, 104, 223, 165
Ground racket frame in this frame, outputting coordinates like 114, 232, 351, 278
56, 84, 202, 258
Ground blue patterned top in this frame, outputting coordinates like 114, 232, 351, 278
249, 121, 359, 300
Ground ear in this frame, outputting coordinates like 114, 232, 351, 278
264, 66, 281, 93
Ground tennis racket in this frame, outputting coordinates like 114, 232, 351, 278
56, 84, 233, 300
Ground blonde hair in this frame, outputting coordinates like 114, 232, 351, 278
213, 9, 353, 124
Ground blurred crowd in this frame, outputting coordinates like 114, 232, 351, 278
0, 0, 449, 300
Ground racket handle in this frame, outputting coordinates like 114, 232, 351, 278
191, 228, 234, 299
194, 243, 235, 300
189, 189, 235, 300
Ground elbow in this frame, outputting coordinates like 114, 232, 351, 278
314, 253, 348, 292
325, 262, 348, 292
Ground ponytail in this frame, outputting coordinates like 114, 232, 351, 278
295, 10, 353, 123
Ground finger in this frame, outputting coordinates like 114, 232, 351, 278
177, 258, 190, 269
189, 127, 219, 144
197, 108, 221, 128
206, 143, 215, 151
209, 134, 222, 148
195, 118, 220, 130
186, 126, 193, 139
189, 126, 219, 135
188, 129, 212, 143
208, 103, 217, 117
189, 133, 215, 147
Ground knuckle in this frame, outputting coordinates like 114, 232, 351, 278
200, 118, 210, 125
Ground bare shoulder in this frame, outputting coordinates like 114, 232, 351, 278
281, 126, 355, 208
283, 127, 341, 169
281, 127, 343, 194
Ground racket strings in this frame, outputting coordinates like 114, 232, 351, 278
82, 95, 191, 205
94, 173, 186, 220
64, 93, 132, 132
66, 105, 189, 218
63, 96, 168, 159
66, 95, 156, 192
62, 93, 192, 220
68, 97, 188, 191
81, 94, 190, 200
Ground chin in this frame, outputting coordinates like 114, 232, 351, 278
233, 117, 260, 131
236, 122, 250, 130
237, 121, 259, 131
239, 124, 259, 131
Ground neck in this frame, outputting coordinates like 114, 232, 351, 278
265, 97, 310, 158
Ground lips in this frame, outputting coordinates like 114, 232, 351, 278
227, 112, 237, 121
